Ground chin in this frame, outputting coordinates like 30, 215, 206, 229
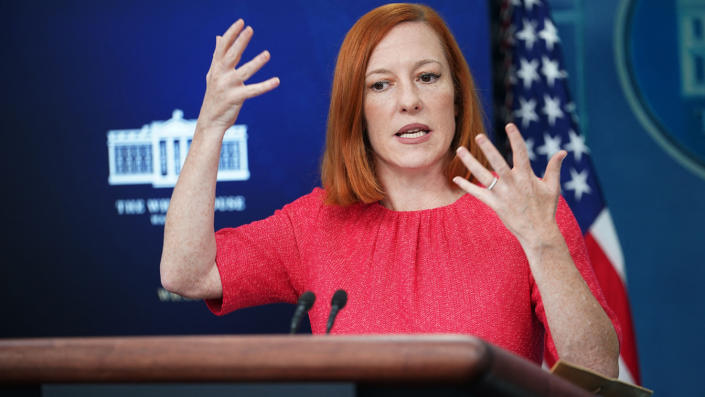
376, 147, 450, 175
391, 157, 445, 173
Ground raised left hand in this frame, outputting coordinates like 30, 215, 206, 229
452, 123, 567, 250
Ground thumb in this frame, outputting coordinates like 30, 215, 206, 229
543, 150, 567, 191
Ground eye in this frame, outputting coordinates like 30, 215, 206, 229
418, 72, 441, 83
369, 81, 390, 92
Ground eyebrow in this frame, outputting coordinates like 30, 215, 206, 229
365, 59, 442, 78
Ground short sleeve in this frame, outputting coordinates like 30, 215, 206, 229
530, 197, 623, 366
205, 207, 303, 315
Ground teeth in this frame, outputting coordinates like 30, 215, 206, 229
398, 127, 429, 138
399, 131, 426, 138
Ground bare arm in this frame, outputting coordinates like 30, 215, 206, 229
160, 20, 280, 299
453, 123, 619, 377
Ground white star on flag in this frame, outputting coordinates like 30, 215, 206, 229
564, 168, 592, 201
536, 132, 562, 159
565, 102, 579, 123
564, 130, 590, 162
501, 0, 642, 384
516, 19, 538, 50
541, 56, 567, 87
514, 97, 539, 127
539, 19, 560, 50
542, 94, 564, 125
517, 58, 540, 89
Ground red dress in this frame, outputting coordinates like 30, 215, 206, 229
207, 188, 621, 365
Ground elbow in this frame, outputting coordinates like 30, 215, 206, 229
160, 255, 192, 297
160, 231, 218, 298
160, 258, 181, 295
159, 254, 219, 299
160, 264, 195, 298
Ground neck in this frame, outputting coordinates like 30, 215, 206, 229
376, 160, 464, 211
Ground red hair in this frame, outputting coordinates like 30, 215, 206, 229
321, 3, 489, 205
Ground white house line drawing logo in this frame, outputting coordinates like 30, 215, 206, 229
107, 109, 249, 188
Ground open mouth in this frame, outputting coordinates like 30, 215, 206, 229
395, 127, 430, 138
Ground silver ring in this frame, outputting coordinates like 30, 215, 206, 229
487, 177, 498, 191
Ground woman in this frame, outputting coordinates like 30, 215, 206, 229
160, 4, 620, 377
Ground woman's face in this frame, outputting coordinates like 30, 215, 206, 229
363, 21, 456, 177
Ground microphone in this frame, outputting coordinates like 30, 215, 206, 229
325, 289, 348, 334
289, 291, 316, 334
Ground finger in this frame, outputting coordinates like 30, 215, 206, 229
505, 123, 532, 174
242, 77, 280, 99
453, 176, 494, 206
456, 146, 495, 187
224, 25, 254, 69
235, 50, 271, 82
215, 20, 245, 60
475, 134, 511, 176
543, 150, 567, 192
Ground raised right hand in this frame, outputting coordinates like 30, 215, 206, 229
197, 19, 280, 133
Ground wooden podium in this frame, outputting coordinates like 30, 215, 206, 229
0, 334, 593, 396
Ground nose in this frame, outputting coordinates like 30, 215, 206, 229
398, 81, 422, 113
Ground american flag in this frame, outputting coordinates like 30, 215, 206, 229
493, 0, 641, 384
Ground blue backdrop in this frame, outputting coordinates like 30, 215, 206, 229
0, 0, 491, 337
4, 0, 704, 395
551, 0, 705, 395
